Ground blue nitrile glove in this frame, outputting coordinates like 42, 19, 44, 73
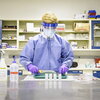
27, 64, 39, 74
59, 64, 69, 74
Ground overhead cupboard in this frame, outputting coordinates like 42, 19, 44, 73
0, 19, 100, 53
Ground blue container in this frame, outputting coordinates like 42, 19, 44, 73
93, 71, 100, 78
88, 15, 96, 18
88, 10, 96, 14
68, 70, 83, 74
96, 15, 100, 18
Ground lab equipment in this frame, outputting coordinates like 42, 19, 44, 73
45, 73, 49, 80
49, 73, 53, 80
34, 71, 67, 79
20, 34, 74, 71
53, 73, 57, 80
0, 50, 7, 81
96, 15, 100, 19
74, 13, 87, 19
71, 62, 78, 68
2, 43, 8, 49
71, 41, 78, 49
33, 27, 40, 32
88, 10, 96, 15
88, 15, 96, 19
88, 10, 96, 19
10, 56, 19, 82
95, 58, 100, 68
58, 74, 61, 80
93, 71, 100, 78
27, 64, 39, 74
59, 64, 69, 74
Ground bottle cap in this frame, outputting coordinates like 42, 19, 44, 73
12, 61, 16, 63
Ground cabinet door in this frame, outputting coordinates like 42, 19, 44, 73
92, 21, 100, 49
0, 20, 2, 48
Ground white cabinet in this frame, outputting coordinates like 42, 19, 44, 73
1, 19, 100, 71
18, 20, 41, 49
0, 19, 100, 56
57, 20, 90, 50
2, 20, 17, 49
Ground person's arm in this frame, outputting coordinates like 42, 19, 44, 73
59, 40, 74, 74
20, 39, 35, 69
61, 40, 74, 68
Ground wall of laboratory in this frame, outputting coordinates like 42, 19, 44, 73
0, 0, 100, 19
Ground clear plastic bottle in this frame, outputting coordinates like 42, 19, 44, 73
0, 50, 7, 81
0, 58, 7, 81
10, 59, 19, 82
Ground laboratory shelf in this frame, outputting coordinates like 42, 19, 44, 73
58, 19, 90, 21
73, 49, 100, 51
94, 35, 100, 37
68, 39, 89, 41
19, 19, 42, 22
2, 48, 100, 52
19, 31, 39, 34
1, 48, 21, 51
0, 19, 100, 56
57, 30, 89, 33
94, 28, 100, 30
70, 68, 100, 71
2, 29, 17, 31
19, 40, 28, 42
2, 39, 17, 40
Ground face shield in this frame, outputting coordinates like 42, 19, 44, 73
42, 22, 58, 38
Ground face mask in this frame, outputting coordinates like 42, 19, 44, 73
43, 28, 55, 38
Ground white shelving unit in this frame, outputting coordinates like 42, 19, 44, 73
18, 20, 41, 49
1, 19, 100, 51
2, 20, 17, 49
2, 29, 17, 31
57, 19, 90, 50
1, 19, 100, 72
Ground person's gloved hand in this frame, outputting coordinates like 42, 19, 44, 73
59, 64, 69, 74
27, 64, 39, 74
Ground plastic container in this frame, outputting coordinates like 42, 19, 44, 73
88, 10, 96, 15
10, 60, 19, 82
0, 58, 7, 81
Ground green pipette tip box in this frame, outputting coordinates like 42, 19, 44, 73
34, 72, 67, 79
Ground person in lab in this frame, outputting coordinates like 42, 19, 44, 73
20, 12, 74, 74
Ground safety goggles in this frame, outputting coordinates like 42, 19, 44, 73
42, 22, 58, 29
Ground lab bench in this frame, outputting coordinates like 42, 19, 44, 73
7, 68, 100, 78
0, 76, 100, 100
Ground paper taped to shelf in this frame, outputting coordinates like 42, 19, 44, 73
74, 23, 89, 32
